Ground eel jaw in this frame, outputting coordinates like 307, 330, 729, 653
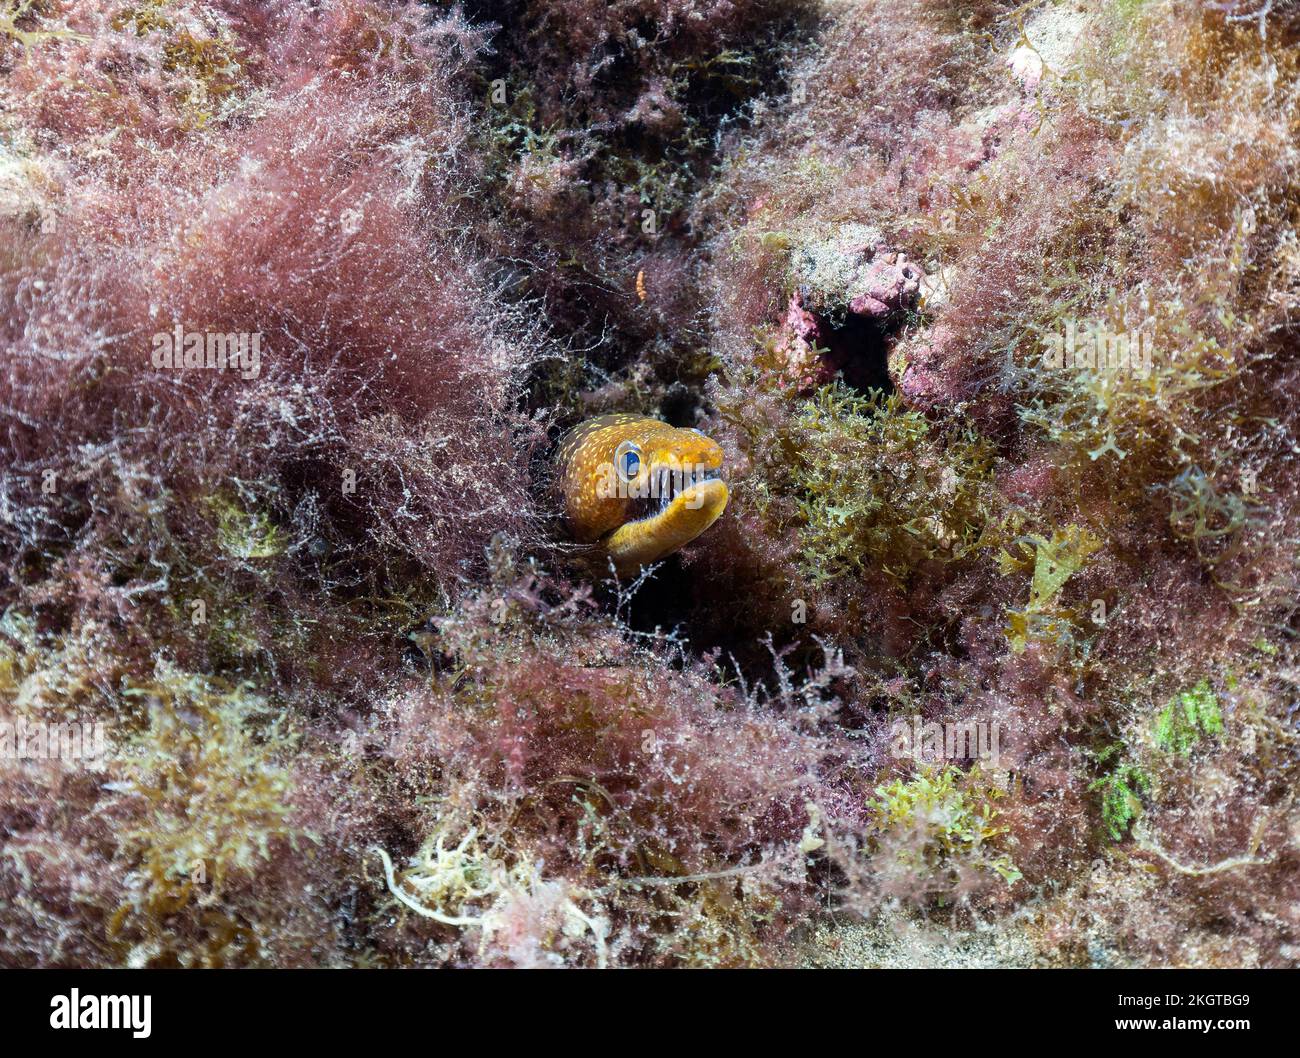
603, 478, 729, 574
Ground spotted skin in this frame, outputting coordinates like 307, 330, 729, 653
554, 414, 729, 574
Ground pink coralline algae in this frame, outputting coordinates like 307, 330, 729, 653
847, 251, 925, 320
790, 227, 925, 319
772, 228, 925, 392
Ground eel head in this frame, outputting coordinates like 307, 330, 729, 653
554, 414, 729, 575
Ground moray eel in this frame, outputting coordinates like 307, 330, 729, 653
554, 414, 729, 575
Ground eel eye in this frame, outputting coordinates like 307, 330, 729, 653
614, 441, 642, 484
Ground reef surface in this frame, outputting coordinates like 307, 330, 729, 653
1, 0, 1298, 967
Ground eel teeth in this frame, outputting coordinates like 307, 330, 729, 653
628, 465, 722, 521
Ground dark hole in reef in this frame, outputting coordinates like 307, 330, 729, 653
589, 553, 705, 664
600, 554, 818, 682
658, 381, 700, 426
816, 309, 896, 396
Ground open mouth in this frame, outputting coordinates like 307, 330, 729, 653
626, 466, 723, 523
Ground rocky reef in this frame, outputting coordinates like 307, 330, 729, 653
1, 0, 1298, 967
